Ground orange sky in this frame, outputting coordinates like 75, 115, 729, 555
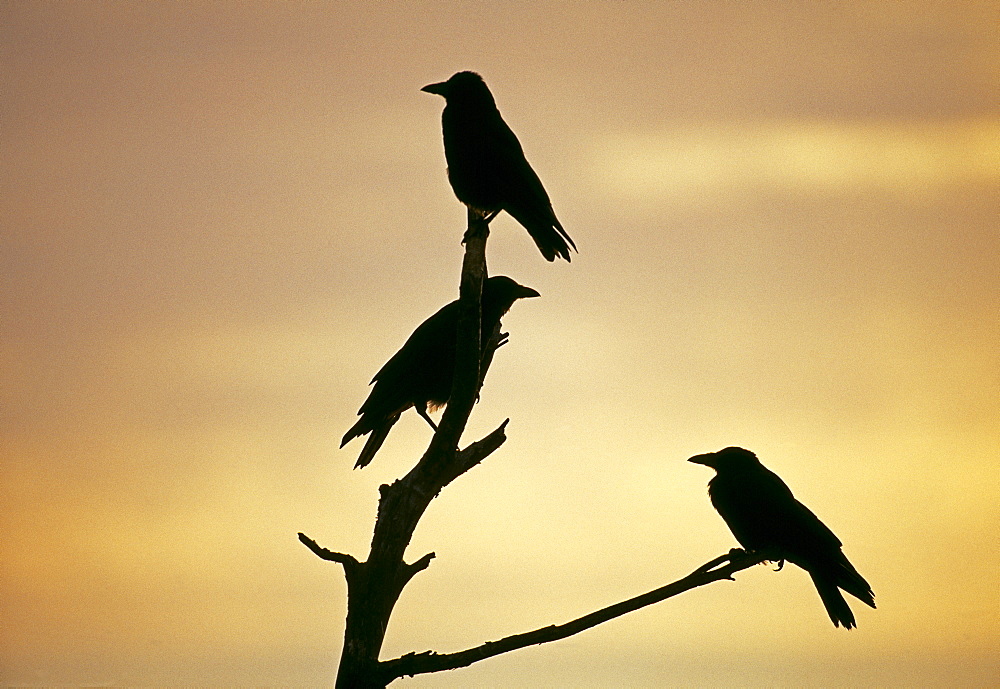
3, 2, 998, 686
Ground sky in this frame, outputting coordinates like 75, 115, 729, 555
2, 1, 998, 686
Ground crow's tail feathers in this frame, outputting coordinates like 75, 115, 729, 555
810, 571, 859, 629
341, 415, 399, 470
835, 557, 876, 609
505, 206, 576, 262
529, 225, 575, 262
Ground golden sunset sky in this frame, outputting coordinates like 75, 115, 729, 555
3, 2, 998, 686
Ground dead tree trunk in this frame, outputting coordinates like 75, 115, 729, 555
301, 210, 505, 688
300, 210, 773, 686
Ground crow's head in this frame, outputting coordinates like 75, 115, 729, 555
421, 71, 494, 106
484, 275, 540, 302
688, 446, 760, 472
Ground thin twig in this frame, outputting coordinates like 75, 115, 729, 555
298, 533, 360, 569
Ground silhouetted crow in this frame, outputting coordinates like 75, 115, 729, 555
342, 276, 540, 469
422, 71, 576, 262
689, 447, 875, 629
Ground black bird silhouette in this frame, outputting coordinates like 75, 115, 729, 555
422, 71, 576, 262
342, 276, 540, 469
689, 447, 875, 629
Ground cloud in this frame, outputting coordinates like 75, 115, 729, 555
592, 119, 1000, 202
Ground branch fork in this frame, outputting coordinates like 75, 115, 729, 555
300, 208, 766, 686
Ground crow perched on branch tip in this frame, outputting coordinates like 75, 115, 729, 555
422, 71, 576, 262
689, 446, 876, 629
341, 276, 539, 469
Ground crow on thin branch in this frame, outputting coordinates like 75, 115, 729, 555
689, 446, 876, 629
422, 71, 576, 262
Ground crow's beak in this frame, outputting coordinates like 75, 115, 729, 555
421, 81, 447, 96
518, 286, 541, 299
688, 452, 716, 468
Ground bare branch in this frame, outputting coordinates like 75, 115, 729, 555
449, 419, 509, 480
298, 533, 360, 571
381, 550, 771, 682
408, 552, 436, 572
395, 552, 437, 589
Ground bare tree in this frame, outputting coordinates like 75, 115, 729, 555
299, 210, 771, 687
